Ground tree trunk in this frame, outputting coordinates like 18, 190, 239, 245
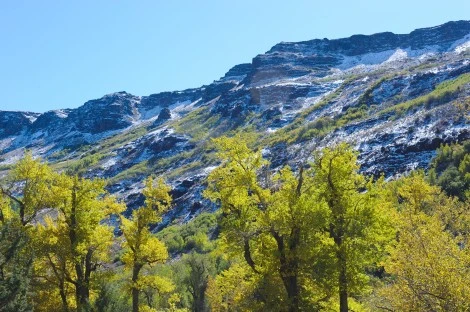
338, 251, 348, 312
75, 259, 90, 311
132, 263, 142, 312
59, 281, 70, 312
332, 219, 348, 312
282, 273, 299, 312
75, 265, 91, 312
272, 229, 299, 312
76, 279, 91, 312
132, 287, 139, 312
69, 181, 91, 312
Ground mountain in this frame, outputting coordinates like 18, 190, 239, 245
1, 20, 469, 223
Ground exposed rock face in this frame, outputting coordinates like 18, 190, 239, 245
30, 110, 71, 131
0, 20, 469, 224
221, 63, 253, 80
268, 21, 470, 56
68, 91, 139, 133
0, 111, 39, 138
152, 108, 172, 127
157, 108, 172, 121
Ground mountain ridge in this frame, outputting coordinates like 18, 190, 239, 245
270, 20, 470, 53
1, 20, 469, 222
3, 21, 469, 115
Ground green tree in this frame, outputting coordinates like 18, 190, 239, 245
33, 174, 125, 312
176, 252, 214, 312
312, 143, 394, 312
205, 136, 324, 311
429, 141, 470, 200
120, 177, 173, 312
0, 153, 56, 311
379, 173, 470, 311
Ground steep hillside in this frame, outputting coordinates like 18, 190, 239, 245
1, 20, 469, 222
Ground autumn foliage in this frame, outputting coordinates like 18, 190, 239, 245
0, 140, 469, 311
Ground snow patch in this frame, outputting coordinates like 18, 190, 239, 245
54, 110, 69, 118
172, 98, 202, 115
101, 157, 118, 170
450, 32, 470, 54
230, 83, 245, 92
0, 138, 14, 152
23, 114, 37, 123
385, 49, 408, 62
140, 106, 163, 120
339, 50, 398, 70
202, 166, 218, 175
454, 41, 470, 54
339, 45, 442, 71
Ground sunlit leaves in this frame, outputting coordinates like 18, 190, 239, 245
378, 173, 470, 311
120, 176, 173, 312
205, 137, 395, 311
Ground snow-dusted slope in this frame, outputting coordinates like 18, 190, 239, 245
0, 20, 469, 223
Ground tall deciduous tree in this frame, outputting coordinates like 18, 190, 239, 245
1, 152, 55, 226
33, 174, 125, 312
205, 136, 328, 311
379, 173, 470, 311
120, 177, 172, 312
205, 137, 393, 311
312, 143, 394, 312
0, 153, 56, 312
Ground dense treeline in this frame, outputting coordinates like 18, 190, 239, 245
0, 139, 469, 311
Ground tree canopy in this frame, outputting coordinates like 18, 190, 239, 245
0, 140, 469, 311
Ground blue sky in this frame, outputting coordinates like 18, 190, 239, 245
1, 0, 469, 113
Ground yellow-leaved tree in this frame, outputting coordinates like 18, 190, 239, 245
378, 173, 470, 311
120, 177, 173, 312
33, 173, 125, 312
0, 153, 125, 311
204, 137, 394, 311
0, 153, 57, 311
311, 143, 395, 312
0, 152, 55, 226
0, 190, 35, 311
204, 136, 325, 311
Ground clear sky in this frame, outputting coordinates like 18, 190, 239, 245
1, 0, 469, 113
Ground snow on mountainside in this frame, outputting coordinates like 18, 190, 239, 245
1, 20, 469, 224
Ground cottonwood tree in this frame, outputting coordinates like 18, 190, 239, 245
0, 154, 124, 311
0, 193, 33, 312
205, 137, 327, 311
0, 152, 55, 226
205, 137, 393, 311
379, 174, 470, 311
120, 177, 173, 312
33, 174, 125, 312
0, 154, 57, 312
312, 143, 394, 312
